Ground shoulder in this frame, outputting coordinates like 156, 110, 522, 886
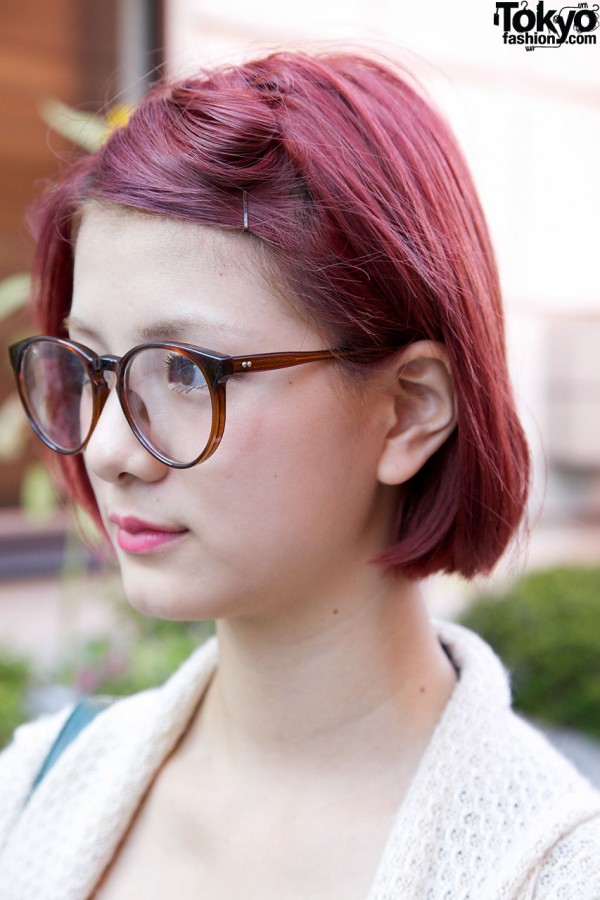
0, 636, 218, 843
435, 621, 599, 804
527, 814, 600, 899
2, 633, 218, 785
0, 706, 74, 848
426, 622, 600, 896
0, 638, 218, 897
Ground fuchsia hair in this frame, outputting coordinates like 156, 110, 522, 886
29, 49, 529, 579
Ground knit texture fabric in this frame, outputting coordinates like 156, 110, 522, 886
0, 622, 598, 899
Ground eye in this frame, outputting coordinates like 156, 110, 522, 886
164, 353, 207, 392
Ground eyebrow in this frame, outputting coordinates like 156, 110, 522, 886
63, 314, 240, 343
140, 317, 235, 342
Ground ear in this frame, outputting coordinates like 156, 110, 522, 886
377, 341, 457, 486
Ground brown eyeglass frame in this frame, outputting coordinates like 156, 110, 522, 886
9, 336, 350, 468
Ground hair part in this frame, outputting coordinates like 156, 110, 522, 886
28, 48, 530, 579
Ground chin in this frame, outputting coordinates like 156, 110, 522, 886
118, 568, 235, 623
124, 590, 210, 622
117, 570, 191, 620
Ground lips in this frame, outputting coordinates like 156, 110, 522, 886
109, 515, 189, 554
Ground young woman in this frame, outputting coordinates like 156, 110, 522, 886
1, 50, 599, 899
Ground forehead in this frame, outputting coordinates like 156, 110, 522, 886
73, 201, 264, 297
70, 203, 305, 350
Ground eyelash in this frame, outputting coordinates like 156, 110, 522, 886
171, 385, 197, 395
163, 353, 207, 392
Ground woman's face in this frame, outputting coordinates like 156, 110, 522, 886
69, 204, 398, 622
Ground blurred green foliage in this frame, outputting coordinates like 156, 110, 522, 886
57, 615, 215, 697
460, 566, 600, 739
0, 651, 32, 748
0, 611, 215, 749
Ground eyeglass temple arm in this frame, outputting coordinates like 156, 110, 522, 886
229, 349, 345, 374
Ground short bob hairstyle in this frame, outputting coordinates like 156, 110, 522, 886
28, 49, 529, 580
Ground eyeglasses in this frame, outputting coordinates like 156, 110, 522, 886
9, 336, 347, 468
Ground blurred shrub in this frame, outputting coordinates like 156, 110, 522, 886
460, 567, 600, 738
57, 616, 215, 698
0, 611, 215, 750
0, 650, 32, 748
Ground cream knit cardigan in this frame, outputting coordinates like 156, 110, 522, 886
0, 622, 599, 899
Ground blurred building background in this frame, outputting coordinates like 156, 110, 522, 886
0, 0, 598, 658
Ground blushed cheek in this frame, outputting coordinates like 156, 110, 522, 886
196, 375, 378, 548
217, 379, 316, 466
206, 404, 328, 519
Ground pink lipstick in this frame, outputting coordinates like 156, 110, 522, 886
109, 515, 189, 555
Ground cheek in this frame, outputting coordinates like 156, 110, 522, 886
220, 379, 350, 481
93, 375, 393, 619
200, 383, 381, 548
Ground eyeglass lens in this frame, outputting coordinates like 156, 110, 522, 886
19, 341, 214, 465
20, 341, 93, 452
125, 347, 212, 463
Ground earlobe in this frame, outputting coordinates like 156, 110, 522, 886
377, 342, 457, 486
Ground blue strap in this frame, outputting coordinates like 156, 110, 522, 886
27, 696, 113, 801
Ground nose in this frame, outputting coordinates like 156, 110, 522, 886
83, 380, 168, 484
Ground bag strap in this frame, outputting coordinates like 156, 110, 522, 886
26, 695, 114, 802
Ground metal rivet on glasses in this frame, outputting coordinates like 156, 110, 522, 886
241, 360, 252, 369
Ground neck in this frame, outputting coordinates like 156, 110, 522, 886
187, 573, 457, 782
